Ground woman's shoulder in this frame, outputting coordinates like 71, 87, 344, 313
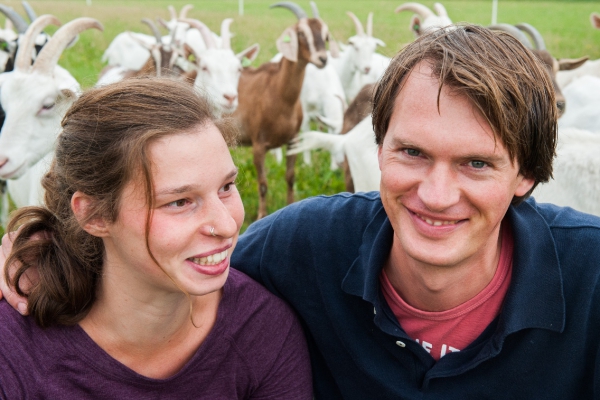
0, 301, 53, 396
224, 268, 295, 320
219, 268, 305, 349
199, 268, 311, 396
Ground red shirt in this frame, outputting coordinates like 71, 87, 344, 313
380, 223, 513, 361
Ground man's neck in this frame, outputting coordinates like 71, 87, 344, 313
384, 233, 502, 312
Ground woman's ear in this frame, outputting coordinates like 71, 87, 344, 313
71, 191, 109, 237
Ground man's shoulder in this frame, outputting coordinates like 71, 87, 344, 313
266, 191, 384, 228
526, 198, 600, 232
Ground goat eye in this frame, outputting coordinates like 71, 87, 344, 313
41, 103, 55, 111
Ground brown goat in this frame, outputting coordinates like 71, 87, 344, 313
234, 2, 338, 219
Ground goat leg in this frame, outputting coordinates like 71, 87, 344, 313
285, 150, 297, 205
253, 144, 268, 219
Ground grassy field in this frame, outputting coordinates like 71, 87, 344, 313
1, 0, 599, 231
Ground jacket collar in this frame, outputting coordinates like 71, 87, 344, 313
341, 197, 565, 335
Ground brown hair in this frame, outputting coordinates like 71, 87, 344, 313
372, 24, 557, 203
5, 77, 236, 328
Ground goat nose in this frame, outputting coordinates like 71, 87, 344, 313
223, 94, 237, 104
556, 100, 565, 115
364, 67, 371, 74
319, 56, 327, 66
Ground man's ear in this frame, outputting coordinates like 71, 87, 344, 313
514, 176, 536, 198
71, 191, 109, 237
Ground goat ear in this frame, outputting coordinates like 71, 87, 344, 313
327, 33, 340, 58
374, 38, 386, 47
276, 27, 298, 63
128, 31, 153, 51
183, 43, 199, 63
592, 13, 600, 29
558, 56, 589, 71
409, 15, 421, 36
236, 43, 260, 64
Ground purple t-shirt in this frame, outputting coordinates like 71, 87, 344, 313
0, 269, 312, 399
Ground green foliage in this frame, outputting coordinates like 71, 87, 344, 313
0, 0, 598, 233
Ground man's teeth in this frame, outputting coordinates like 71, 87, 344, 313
189, 249, 228, 266
417, 214, 458, 226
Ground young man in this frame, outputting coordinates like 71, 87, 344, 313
2, 25, 599, 398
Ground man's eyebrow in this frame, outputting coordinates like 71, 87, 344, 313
156, 168, 239, 196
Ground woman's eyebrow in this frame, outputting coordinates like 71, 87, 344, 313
156, 168, 238, 196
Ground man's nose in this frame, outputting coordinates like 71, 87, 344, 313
417, 165, 461, 211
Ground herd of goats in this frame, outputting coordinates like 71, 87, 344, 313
0, 1, 597, 222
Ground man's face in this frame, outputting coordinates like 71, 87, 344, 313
378, 62, 534, 270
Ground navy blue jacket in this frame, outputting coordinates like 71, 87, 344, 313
232, 192, 600, 399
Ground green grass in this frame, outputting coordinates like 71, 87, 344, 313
0, 0, 598, 231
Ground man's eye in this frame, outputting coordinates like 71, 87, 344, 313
167, 199, 188, 207
405, 148, 420, 157
469, 160, 487, 169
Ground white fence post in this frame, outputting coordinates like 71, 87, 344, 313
239, 0, 244, 16
491, 0, 498, 25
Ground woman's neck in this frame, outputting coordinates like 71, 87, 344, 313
79, 261, 222, 379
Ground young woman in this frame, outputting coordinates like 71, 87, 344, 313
0, 77, 312, 398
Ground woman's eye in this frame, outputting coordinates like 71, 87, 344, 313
469, 160, 487, 169
167, 199, 188, 207
222, 182, 236, 192
404, 148, 420, 157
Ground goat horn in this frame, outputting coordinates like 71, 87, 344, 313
167, 18, 178, 47
309, 1, 319, 18
142, 18, 162, 43
366, 12, 373, 37
32, 17, 103, 75
0, 5, 29, 34
15, 14, 61, 71
515, 23, 545, 50
270, 2, 308, 20
179, 4, 193, 19
168, 5, 177, 20
21, 1, 37, 22
157, 17, 170, 30
179, 18, 217, 49
488, 23, 532, 49
395, 3, 434, 19
220, 18, 233, 50
433, 2, 448, 17
346, 11, 365, 36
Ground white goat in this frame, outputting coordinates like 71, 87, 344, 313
395, 2, 452, 37
0, 15, 103, 208
181, 18, 260, 115
330, 11, 386, 102
532, 127, 600, 216
288, 115, 380, 192
558, 75, 600, 133
101, 5, 214, 72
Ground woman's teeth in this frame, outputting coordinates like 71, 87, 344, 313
189, 249, 228, 265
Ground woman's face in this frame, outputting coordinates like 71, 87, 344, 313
103, 123, 244, 297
